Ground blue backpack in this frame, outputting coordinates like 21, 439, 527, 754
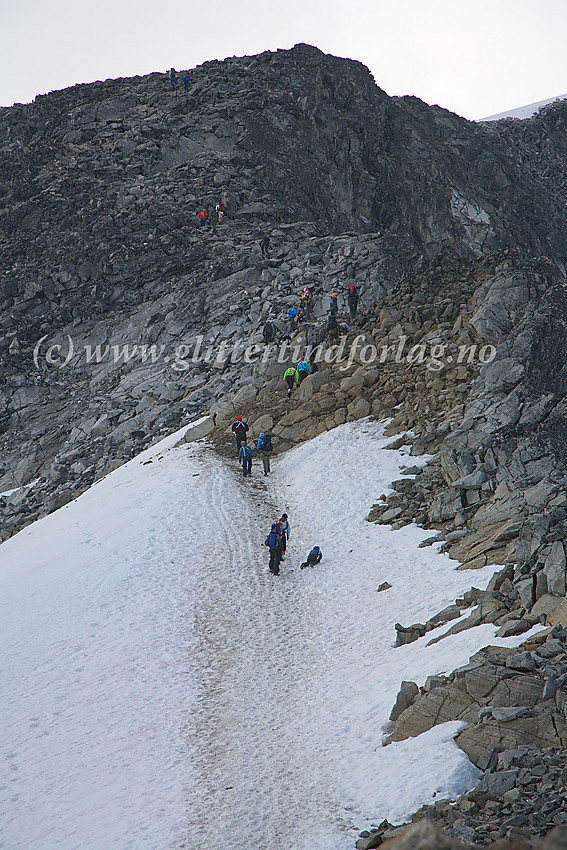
266, 523, 281, 549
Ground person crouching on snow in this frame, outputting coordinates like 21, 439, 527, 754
300, 546, 322, 569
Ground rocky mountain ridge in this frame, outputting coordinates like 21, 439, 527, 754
4, 43, 567, 849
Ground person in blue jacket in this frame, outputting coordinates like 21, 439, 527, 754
296, 356, 310, 385
265, 522, 283, 575
300, 546, 323, 569
238, 442, 253, 477
279, 513, 290, 559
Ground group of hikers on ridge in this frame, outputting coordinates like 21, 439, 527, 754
167, 68, 191, 91
197, 202, 224, 227
232, 416, 273, 476
231, 416, 322, 575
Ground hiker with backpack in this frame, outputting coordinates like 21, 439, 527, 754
263, 320, 275, 344
182, 72, 191, 92
279, 513, 290, 559
197, 209, 210, 227
329, 292, 338, 316
328, 313, 339, 344
238, 442, 253, 477
300, 546, 323, 569
301, 288, 313, 318
347, 285, 359, 319
257, 432, 273, 475
296, 357, 310, 385
231, 416, 249, 455
265, 522, 283, 575
287, 306, 299, 332
260, 234, 271, 256
283, 365, 299, 397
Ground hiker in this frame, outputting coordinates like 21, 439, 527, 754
265, 522, 283, 575
197, 209, 210, 227
280, 513, 290, 559
260, 235, 271, 256
283, 365, 299, 397
308, 348, 319, 374
347, 284, 359, 319
296, 357, 310, 384
231, 415, 249, 454
169, 68, 179, 89
300, 546, 323, 569
329, 292, 338, 316
213, 202, 224, 226
287, 306, 298, 332
238, 442, 253, 477
263, 320, 275, 344
301, 288, 313, 318
182, 72, 191, 92
257, 432, 273, 475
328, 313, 339, 344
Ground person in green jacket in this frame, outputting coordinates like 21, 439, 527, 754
284, 365, 298, 397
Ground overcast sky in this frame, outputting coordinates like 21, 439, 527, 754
2, 0, 567, 120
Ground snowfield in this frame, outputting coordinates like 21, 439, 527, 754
0, 420, 540, 850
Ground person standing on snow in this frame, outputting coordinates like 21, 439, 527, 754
300, 546, 323, 569
265, 522, 283, 575
238, 442, 253, 477
279, 513, 290, 559
231, 415, 249, 454
296, 357, 310, 385
257, 433, 273, 475
283, 365, 299, 397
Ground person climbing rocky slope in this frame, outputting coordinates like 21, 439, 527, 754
4, 42, 567, 848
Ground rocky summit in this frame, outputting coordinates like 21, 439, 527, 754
4, 41, 567, 848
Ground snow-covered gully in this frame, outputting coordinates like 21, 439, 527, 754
0, 421, 541, 850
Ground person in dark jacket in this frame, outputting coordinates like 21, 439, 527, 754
328, 313, 338, 344
265, 522, 283, 575
347, 285, 359, 319
260, 235, 271, 256
329, 292, 338, 316
300, 546, 323, 569
231, 416, 249, 454
263, 321, 275, 344
238, 442, 253, 476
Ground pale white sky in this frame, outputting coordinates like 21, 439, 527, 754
2, 0, 567, 119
